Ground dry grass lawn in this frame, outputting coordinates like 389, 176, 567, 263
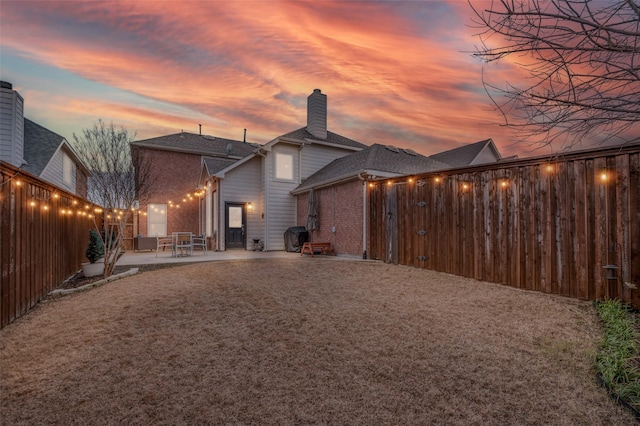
0, 258, 635, 425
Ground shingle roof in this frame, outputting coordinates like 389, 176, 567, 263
132, 132, 258, 158
278, 127, 367, 149
428, 139, 498, 167
202, 157, 238, 175
22, 118, 65, 175
295, 144, 449, 192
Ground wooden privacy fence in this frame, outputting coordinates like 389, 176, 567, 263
1, 161, 100, 328
368, 143, 640, 308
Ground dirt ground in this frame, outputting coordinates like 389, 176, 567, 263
0, 258, 635, 425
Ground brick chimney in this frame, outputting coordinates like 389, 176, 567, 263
0, 81, 25, 167
307, 89, 327, 140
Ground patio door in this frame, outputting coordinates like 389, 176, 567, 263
225, 202, 246, 249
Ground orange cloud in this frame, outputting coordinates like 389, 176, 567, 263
1, 1, 599, 158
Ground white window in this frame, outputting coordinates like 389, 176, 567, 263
275, 152, 294, 181
63, 153, 73, 185
148, 203, 167, 236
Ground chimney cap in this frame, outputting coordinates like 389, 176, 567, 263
313, 89, 322, 94
0, 81, 13, 90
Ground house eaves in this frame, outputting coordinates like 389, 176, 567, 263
291, 168, 401, 195
302, 138, 363, 152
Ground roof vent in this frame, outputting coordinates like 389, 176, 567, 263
385, 145, 400, 153
403, 148, 417, 156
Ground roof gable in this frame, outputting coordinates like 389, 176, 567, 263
428, 139, 501, 167
275, 127, 367, 150
22, 118, 65, 175
202, 156, 238, 175
22, 118, 89, 176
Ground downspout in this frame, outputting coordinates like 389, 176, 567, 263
256, 149, 268, 251
215, 178, 221, 251
358, 172, 367, 259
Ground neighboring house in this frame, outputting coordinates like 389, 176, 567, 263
130, 132, 256, 241
198, 89, 366, 251
428, 138, 504, 167
0, 81, 90, 197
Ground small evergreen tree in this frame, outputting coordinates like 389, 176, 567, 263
85, 229, 105, 263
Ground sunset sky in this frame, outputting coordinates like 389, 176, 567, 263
0, 1, 579, 158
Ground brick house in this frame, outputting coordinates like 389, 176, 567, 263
130, 132, 255, 243
132, 88, 506, 255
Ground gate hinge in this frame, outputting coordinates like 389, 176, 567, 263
417, 230, 427, 236
416, 201, 427, 207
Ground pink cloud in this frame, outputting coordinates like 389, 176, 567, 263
1, 0, 591, 158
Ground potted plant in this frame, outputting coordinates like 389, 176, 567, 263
82, 229, 105, 277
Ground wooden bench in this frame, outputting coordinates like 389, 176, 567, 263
300, 242, 335, 257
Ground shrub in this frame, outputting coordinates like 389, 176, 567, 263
595, 299, 640, 414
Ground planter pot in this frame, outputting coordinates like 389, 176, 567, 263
82, 259, 104, 278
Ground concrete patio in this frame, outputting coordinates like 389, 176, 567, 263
115, 248, 357, 266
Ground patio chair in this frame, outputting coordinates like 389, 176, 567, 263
173, 232, 193, 257
156, 235, 175, 258
192, 235, 207, 255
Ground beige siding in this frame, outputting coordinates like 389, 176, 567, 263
219, 156, 261, 250
40, 147, 76, 193
264, 144, 300, 250
300, 144, 354, 180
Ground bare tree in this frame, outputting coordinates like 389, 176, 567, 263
470, 0, 640, 150
73, 119, 156, 277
